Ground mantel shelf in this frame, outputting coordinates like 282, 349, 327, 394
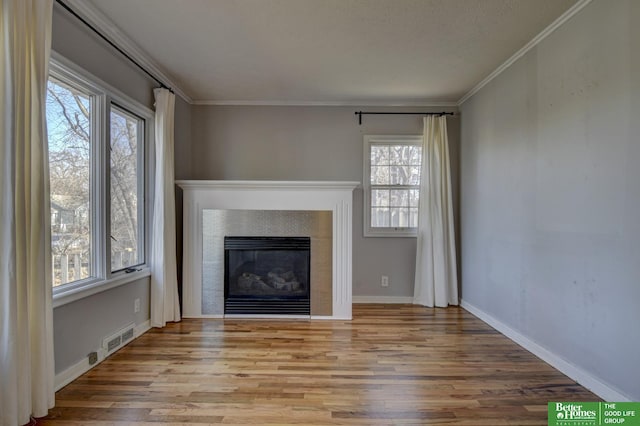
176, 180, 360, 191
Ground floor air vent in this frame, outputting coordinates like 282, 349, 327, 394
102, 323, 135, 355
121, 327, 134, 343
106, 335, 121, 352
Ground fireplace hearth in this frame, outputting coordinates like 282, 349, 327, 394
224, 236, 311, 315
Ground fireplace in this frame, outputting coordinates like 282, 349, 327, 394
224, 236, 311, 315
177, 180, 357, 319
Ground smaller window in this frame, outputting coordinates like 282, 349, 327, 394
363, 135, 423, 237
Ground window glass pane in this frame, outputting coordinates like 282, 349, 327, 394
47, 79, 93, 286
409, 146, 422, 165
409, 189, 420, 207
401, 209, 411, 227
371, 189, 389, 207
370, 166, 389, 185
383, 144, 423, 166
389, 207, 413, 227
371, 208, 390, 227
110, 106, 142, 271
390, 166, 413, 185
390, 208, 409, 227
390, 145, 415, 165
408, 165, 421, 185
371, 145, 389, 165
409, 208, 419, 227
390, 190, 409, 207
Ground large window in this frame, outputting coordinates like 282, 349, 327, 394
46, 58, 150, 294
364, 135, 422, 237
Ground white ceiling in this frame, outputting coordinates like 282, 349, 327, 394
80, 0, 579, 105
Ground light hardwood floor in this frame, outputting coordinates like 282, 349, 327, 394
41, 304, 599, 425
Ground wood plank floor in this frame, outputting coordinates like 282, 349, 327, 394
40, 304, 599, 425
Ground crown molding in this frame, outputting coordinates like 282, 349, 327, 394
457, 0, 594, 106
59, 0, 592, 109
192, 99, 459, 107
60, 0, 193, 103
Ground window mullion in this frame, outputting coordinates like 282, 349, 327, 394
95, 94, 109, 280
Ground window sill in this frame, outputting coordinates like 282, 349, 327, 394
364, 228, 418, 238
53, 267, 151, 308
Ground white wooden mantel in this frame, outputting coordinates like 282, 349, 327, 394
176, 180, 359, 320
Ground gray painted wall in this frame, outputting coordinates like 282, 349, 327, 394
51, 4, 154, 108
53, 279, 150, 371
460, 0, 640, 400
174, 97, 193, 180
190, 105, 460, 298
51, 3, 192, 374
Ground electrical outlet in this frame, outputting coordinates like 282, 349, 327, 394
134, 298, 140, 313
381, 275, 389, 287
88, 351, 98, 365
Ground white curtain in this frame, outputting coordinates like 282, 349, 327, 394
413, 115, 458, 307
0, 0, 55, 424
150, 88, 181, 327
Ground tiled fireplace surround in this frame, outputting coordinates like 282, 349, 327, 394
177, 181, 359, 320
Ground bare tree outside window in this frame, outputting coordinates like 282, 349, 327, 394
46, 79, 93, 286
110, 106, 141, 271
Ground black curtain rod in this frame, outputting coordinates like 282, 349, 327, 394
55, 0, 173, 93
355, 111, 454, 125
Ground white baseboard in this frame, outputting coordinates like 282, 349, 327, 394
54, 348, 107, 392
134, 319, 151, 337
55, 320, 151, 391
460, 299, 631, 402
353, 296, 414, 304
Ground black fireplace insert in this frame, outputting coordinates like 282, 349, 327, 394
224, 236, 310, 315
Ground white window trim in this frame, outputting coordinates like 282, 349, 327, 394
363, 134, 422, 238
49, 52, 154, 307
52, 268, 151, 308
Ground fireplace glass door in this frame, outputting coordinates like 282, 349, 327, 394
224, 236, 310, 315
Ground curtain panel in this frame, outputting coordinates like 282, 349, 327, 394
413, 115, 459, 308
150, 88, 181, 327
0, 0, 55, 424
